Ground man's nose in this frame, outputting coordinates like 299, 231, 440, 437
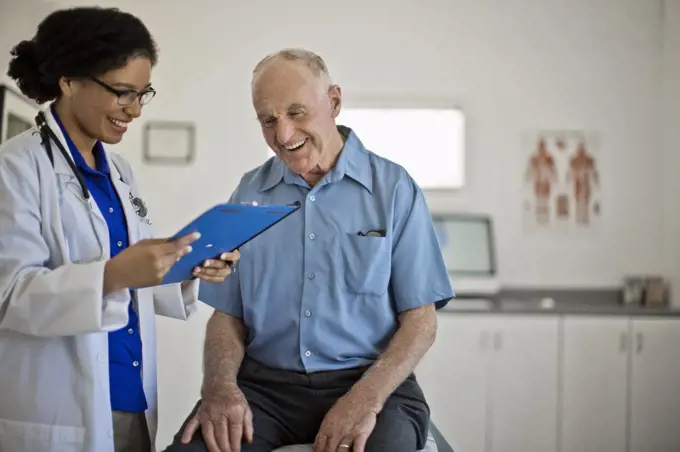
276, 119, 296, 144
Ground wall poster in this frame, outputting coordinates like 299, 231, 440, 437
522, 130, 601, 234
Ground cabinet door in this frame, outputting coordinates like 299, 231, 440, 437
561, 317, 629, 452
630, 318, 680, 452
416, 314, 491, 452
488, 317, 559, 452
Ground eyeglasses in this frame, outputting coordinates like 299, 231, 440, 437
89, 76, 157, 106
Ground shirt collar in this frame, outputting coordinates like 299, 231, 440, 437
258, 125, 372, 193
50, 104, 110, 175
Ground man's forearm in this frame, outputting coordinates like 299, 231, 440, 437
350, 303, 437, 410
201, 311, 246, 396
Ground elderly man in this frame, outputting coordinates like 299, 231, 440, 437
166, 48, 454, 452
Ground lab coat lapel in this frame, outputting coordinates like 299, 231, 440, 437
109, 157, 140, 245
44, 107, 111, 257
44, 107, 81, 181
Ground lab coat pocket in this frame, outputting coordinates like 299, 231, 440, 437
338, 232, 391, 296
0, 418, 85, 452
137, 217, 153, 241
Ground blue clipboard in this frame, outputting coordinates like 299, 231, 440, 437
161, 201, 301, 285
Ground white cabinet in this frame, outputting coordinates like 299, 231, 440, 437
418, 312, 680, 452
629, 318, 680, 452
561, 317, 629, 452
417, 315, 490, 452
417, 315, 559, 452
488, 317, 559, 452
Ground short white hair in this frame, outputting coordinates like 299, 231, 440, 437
251, 48, 333, 90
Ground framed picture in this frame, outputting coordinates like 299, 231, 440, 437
522, 129, 601, 234
0, 84, 39, 143
142, 120, 196, 165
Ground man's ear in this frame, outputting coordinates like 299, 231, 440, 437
328, 84, 342, 118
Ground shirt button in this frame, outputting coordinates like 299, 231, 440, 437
309, 233, 315, 240
308, 272, 315, 280
107, 429, 113, 438
128, 328, 134, 335
304, 350, 311, 357
304, 310, 311, 317
108, 207, 114, 213
309, 195, 316, 202
133, 361, 140, 367
117, 241, 123, 247
97, 353, 105, 362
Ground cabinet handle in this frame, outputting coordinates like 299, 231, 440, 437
619, 333, 627, 352
636, 332, 643, 353
493, 331, 503, 350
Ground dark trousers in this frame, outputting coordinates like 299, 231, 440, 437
163, 357, 430, 452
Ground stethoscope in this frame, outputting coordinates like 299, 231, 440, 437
35, 110, 105, 261
35, 111, 90, 200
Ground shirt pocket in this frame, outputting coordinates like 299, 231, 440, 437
338, 232, 391, 296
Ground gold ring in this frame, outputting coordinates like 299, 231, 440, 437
338, 446, 350, 449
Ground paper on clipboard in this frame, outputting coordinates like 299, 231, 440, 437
161, 201, 301, 285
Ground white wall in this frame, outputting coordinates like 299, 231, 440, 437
2, 0, 674, 448
662, 0, 680, 309
0, 0, 55, 87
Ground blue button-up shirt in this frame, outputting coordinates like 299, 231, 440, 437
200, 126, 454, 372
53, 107, 147, 412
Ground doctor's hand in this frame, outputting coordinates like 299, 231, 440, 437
192, 250, 240, 284
181, 383, 254, 452
103, 232, 200, 294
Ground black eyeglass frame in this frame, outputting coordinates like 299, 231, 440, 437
89, 76, 156, 106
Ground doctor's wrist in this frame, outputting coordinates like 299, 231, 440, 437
103, 260, 127, 295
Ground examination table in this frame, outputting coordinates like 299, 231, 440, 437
272, 421, 454, 452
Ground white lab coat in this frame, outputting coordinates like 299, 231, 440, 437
0, 106, 199, 452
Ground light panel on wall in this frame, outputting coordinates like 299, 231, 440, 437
267, 107, 466, 190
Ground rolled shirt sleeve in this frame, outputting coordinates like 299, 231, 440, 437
390, 174, 454, 312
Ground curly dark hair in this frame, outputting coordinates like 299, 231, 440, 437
7, 6, 159, 104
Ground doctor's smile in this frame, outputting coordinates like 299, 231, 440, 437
108, 117, 132, 132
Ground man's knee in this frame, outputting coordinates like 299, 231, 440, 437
364, 424, 418, 452
363, 399, 429, 452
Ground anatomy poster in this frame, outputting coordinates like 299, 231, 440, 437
522, 130, 601, 234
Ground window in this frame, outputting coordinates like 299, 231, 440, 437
337, 108, 465, 189
267, 107, 466, 190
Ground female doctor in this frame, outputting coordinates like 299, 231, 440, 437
0, 7, 239, 452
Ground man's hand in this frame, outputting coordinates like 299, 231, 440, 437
313, 389, 380, 452
193, 250, 241, 283
181, 384, 253, 452
313, 304, 437, 452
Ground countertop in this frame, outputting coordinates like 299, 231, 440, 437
438, 295, 680, 317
